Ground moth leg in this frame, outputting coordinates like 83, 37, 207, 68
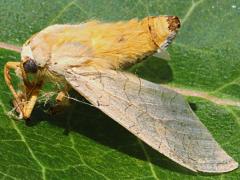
56, 84, 71, 104
4, 61, 24, 114
22, 87, 41, 119
50, 87, 71, 115
4, 61, 42, 119
56, 91, 67, 103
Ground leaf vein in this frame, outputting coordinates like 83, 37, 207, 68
224, 106, 240, 127
0, 100, 46, 180
0, 171, 17, 180
67, 107, 111, 180
48, 0, 76, 25
137, 139, 159, 180
70, 135, 111, 180
162, 84, 240, 107
212, 77, 240, 94
181, 0, 205, 25
0, 42, 21, 53
73, 1, 89, 17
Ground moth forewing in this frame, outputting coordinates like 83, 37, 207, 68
65, 67, 238, 173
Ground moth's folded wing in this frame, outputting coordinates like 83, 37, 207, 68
153, 50, 171, 60
65, 67, 238, 173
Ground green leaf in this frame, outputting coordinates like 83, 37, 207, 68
0, 0, 239, 179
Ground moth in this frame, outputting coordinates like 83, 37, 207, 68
4, 16, 238, 173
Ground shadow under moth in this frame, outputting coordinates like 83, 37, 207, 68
3, 16, 238, 173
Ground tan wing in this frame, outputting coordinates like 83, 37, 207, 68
153, 50, 171, 61
65, 67, 238, 173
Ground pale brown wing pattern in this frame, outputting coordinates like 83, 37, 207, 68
65, 67, 238, 173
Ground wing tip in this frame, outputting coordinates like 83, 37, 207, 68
196, 159, 239, 174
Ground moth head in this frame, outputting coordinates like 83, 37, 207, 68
21, 45, 38, 74
23, 58, 38, 73
20, 44, 42, 87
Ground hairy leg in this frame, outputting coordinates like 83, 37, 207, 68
4, 61, 41, 119
22, 87, 41, 119
4, 62, 24, 115
49, 86, 71, 114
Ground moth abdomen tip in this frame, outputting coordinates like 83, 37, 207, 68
167, 16, 181, 31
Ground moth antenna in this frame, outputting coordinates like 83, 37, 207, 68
64, 95, 95, 107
